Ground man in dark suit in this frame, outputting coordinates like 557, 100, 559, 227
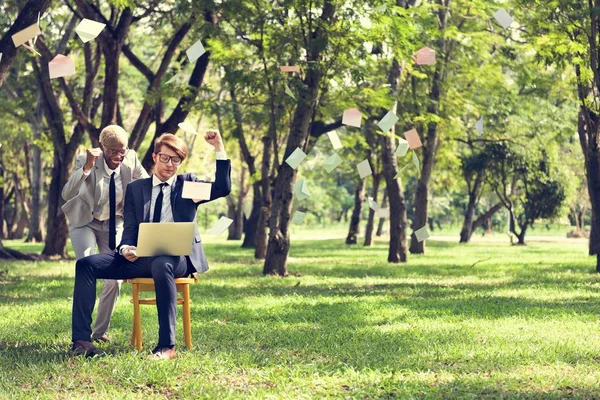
70, 131, 231, 360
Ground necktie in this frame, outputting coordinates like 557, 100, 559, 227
153, 183, 168, 223
109, 172, 116, 250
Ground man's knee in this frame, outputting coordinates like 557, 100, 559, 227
151, 257, 176, 279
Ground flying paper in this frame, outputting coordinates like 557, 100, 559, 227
415, 47, 436, 65
178, 121, 198, 135
342, 108, 362, 128
292, 211, 306, 224
285, 147, 307, 169
414, 226, 429, 242
377, 110, 399, 132
186, 40, 206, 63
280, 66, 300, 73
293, 180, 311, 201
208, 216, 233, 235
394, 163, 411, 179
412, 151, 420, 172
327, 131, 343, 149
11, 23, 41, 47
182, 181, 212, 201
368, 197, 380, 211
494, 8, 514, 30
395, 138, 409, 157
323, 153, 343, 173
285, 82, 296, 100
374, 4, 387, 13
357, 159, 372, 179
404, 129, 422, 149
377, 208, 390, 219
49, 55, 76, 79
75, 19, 106, 43
0, 53, 3, 63
475, 117, 483, 136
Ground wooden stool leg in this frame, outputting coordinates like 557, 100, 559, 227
132, 283, 143, 350
182, 284, 192, 350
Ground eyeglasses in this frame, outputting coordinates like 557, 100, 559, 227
156, 152, 182, 166
105, 148, 129, 157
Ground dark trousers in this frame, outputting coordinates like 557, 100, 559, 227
72, 252, 191, 347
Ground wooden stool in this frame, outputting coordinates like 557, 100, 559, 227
127, 277, 198, 350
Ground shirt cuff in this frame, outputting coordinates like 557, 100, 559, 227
215, 150, 227, 160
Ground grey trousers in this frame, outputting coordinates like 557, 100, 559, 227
69, 217, 123, 339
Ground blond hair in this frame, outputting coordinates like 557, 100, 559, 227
99, 125, 128, 147
154, 134, 188, 161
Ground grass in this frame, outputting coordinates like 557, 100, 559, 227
1, 230, 600, 399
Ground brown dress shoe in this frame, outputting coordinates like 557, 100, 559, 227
70, 340, 98, 357
92, 334, 111, 343
150, 346, 176, 360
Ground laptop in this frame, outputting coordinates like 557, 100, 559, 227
136, 222, 195, 257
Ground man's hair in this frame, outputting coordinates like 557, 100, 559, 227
99, 125, 128, 147
154, 134, 188, 161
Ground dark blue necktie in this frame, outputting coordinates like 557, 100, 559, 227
108, 172, 116, 250
152, 183, 168, 223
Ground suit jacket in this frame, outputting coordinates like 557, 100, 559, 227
119, 159, 231, 274
61, 150, 149, 229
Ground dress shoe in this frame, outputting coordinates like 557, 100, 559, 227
70, 340, 98, 357
92, 334, 111, 343
150, 346, 176, 360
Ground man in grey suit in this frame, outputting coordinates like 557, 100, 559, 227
62, 125, 148, 342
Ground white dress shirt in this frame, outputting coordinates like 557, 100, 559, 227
86, 158, 124, 221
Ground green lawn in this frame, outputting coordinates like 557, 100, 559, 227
1, 233, 600, 399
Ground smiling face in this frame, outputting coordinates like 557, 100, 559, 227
99, 125, 130, 170
101, 138, 128, 170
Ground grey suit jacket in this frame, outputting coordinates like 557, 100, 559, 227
61, 150, 149, 228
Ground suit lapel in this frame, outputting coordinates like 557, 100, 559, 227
142, 178, 153, 222
170, 175, 182, 222
93, 156, 104, 207
121, 162, 132, 186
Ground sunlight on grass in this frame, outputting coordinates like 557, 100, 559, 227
1, 236, 600, 398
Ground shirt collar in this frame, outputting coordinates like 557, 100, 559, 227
152, 174, 177, 187
103, 157, 121, 176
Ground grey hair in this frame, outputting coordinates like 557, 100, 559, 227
99, 125, 128, 147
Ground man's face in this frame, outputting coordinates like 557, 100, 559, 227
101, 139, 128, 169
152, 146, 182, 181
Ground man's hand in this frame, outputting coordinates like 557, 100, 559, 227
123, 246, 139, 262
204, 130, 224, 152
83, 148, 101, 173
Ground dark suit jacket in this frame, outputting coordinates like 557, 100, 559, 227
118, 159, 231, 273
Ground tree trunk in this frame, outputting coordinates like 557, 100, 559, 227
459, 172, 484, 243
42, 152, 72, 258
26, 97, 45, 242
263, 2, 337, 276
242, 182, 261, 248
363, 174, 380, 246
376, 192, 388, 237
345, 179, 365, 245
255, 134, 273, 260
472, 202, 503, 235
577, 110, 600, 259
227, 168, 246, 240
409, 2, 450, 255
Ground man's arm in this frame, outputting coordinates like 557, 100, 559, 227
61, 154, 91, 201
131, 151, 150, 180
117, 183, 139, 254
